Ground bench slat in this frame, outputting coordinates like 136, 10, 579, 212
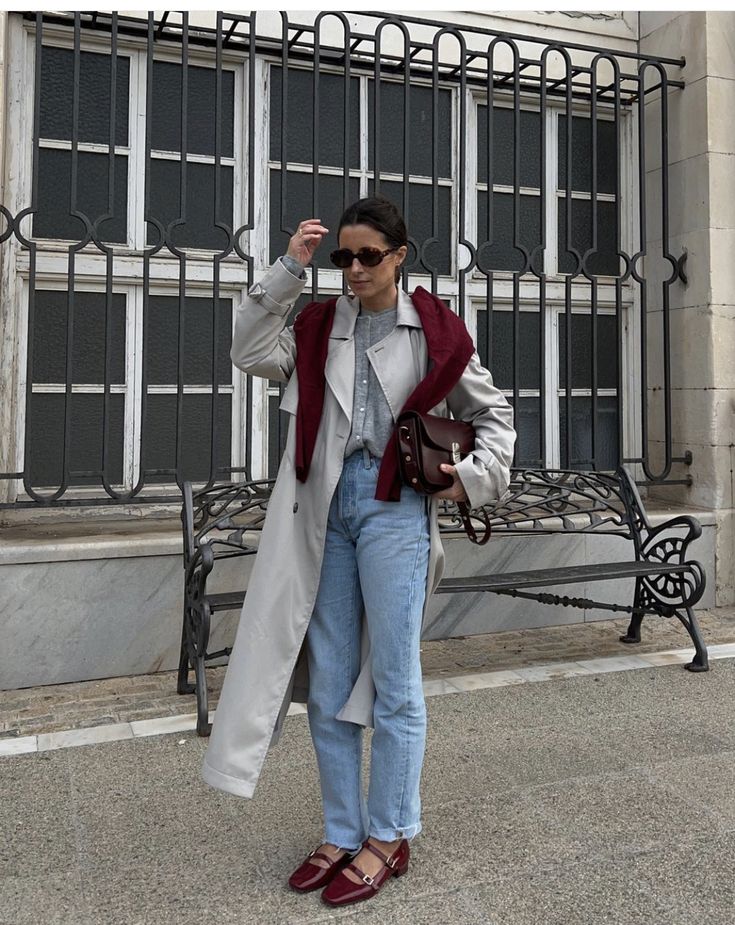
436, 560, 686, 594
206, 591, 246, 611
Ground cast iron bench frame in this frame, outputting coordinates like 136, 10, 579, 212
178, 467, 708, 736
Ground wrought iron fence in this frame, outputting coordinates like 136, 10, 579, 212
0, 10, 689, 508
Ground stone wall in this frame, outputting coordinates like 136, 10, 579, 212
640, 12, 735, 605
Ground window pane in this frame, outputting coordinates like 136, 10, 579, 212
477, 106, 541, 188
558, 116, 617, 195
143, 394, 232, 483
476, 191, 542, 274
28, 393, 125, 487
507, 396, 541, 468
559, 395, 619, 470
40, 46, 129, 147
558, 313, 618, 391
33, 150, 128, 243
371, 179, 452, 275
557, 199, 619, 276
268, 170, 360, 267
270, 66, 360, 169
147, 159, 234, 251
145, 295, 232, 386
368, 81, 453, 179
151, 61, 235, 158
476, 310, 541, 391
32, 290, 126, 385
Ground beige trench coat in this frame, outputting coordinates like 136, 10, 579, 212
201, 260, 516, 799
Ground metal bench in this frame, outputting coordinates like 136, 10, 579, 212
178, 467, 708, 736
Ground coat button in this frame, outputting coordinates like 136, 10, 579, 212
293, 502, 299, 513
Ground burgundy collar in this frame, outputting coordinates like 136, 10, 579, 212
293, 287, 474, 500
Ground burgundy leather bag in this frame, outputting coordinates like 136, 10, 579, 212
396, 410, 492, 545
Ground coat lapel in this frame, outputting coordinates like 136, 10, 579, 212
324, 294, 358, 421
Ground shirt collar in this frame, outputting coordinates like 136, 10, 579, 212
331, 289, 420, 339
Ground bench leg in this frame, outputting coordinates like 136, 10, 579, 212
194, 603, 213, 736
194, 650, 213, 737
674, 607, 710, 672
177, 607, 196, 695
620, 579, 644, 644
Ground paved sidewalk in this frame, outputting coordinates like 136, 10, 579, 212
2, 607, 735, 739
2, 655, 734, 925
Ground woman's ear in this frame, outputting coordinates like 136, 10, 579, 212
394, 244, 408, 283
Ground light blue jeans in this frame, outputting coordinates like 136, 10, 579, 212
306, 448, 431, 851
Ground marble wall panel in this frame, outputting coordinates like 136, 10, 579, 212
648, 440, 734, 511
644, 77, 708, 173
639, 12, 707, 83
0, 516, 717, 690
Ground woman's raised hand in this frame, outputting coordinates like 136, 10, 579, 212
287, 218, 329, 267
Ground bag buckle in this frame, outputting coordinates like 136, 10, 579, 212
451, 441, 461, 464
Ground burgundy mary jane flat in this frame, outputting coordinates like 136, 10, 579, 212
320, 838, 409, 907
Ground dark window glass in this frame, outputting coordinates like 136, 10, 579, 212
368, 81, 453, 179
28, 393, 125, 487
476, 310, 541, 391
270, 66, 360, 169
557, 199, 619, 276
369, 179, 452, 275
558, 116, 617, 195
32, 290, 126, 384
477, 106, 541, 188
268, 170, 360, 267
143, 394, 232, 483
476, 191, 542, 274
39, 46, 130, 147
151, 61, 235, 158
147, 159, 234, 251
506, 396, 541, 468
559, 395, 619, 470
558, 313, 618, 391
145, 295, 232, 386
33, 150, 128, 243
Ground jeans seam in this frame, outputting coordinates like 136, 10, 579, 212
395, 501, 428, 831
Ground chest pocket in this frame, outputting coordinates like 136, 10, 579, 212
278, 373, 299, 415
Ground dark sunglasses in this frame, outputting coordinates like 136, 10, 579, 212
329, 246, 398, 269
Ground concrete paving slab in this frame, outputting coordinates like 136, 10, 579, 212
648, 752, 735, 826
2, 660, 734, 925
0, 869, 98, 925
0, 750, 77, 879
462, 832, 735, 925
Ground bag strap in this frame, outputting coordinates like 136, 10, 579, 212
457, 501, 492, 546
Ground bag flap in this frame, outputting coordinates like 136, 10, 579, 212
401, 411, 474, 453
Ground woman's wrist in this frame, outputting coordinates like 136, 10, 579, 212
280, 254, 307, 279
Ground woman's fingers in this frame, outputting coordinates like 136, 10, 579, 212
286, 219, 330, 266
435, 464, 468, 502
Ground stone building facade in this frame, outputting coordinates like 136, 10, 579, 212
0, 10, 732, 690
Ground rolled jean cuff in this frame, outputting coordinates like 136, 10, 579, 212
368, 821, 422, 842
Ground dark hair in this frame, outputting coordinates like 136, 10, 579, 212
338, 196, 408, 282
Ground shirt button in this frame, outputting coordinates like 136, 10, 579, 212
363, 379, 367, 384
293, 502, 299, 513
360, 407, 364, 412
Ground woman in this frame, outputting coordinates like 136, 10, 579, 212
201, 197, 516, 907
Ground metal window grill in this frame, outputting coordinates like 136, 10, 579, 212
0, 10, 689, 508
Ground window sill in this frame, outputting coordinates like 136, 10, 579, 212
0, 498, 717, 568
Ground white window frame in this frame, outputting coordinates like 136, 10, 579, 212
2, 16, 254, 502
255, 60, 462, 477
463, 87, 641, 473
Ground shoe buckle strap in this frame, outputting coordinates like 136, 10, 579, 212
346, 862, 378, 889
